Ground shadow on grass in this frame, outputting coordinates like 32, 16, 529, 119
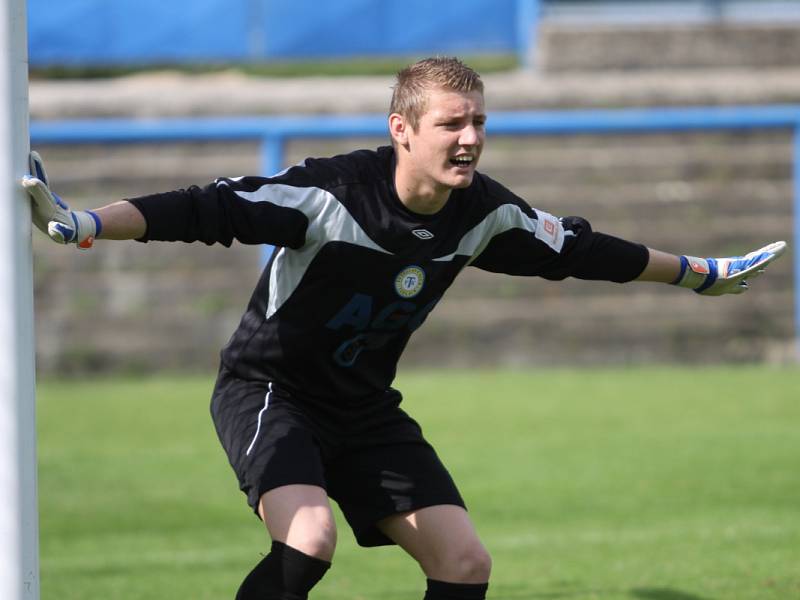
630, 588, 715, 600
471, 586, 715, 599
484, 588, 620, 599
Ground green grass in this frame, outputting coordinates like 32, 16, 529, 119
38, 367, 800, 599
30, 54, 518, 80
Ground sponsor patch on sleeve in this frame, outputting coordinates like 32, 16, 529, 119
532, 208, 565, 252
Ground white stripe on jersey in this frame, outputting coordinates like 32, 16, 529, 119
236, 183, 565, 318
234, 184, 392, 320
434, 203, 566, 263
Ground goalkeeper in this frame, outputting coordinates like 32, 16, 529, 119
24, 57, 785, 600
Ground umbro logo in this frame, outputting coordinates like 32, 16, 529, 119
411, 229, 434, 240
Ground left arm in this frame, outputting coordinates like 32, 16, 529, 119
637, 243, 787, 295
470, 206, 786, 296
635, 248, 681, 283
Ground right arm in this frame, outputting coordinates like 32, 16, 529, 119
123, 181, 308, 247
93, 201, 146, 240
23, 151, 309, 249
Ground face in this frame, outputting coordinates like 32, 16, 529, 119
392, 87, 486, 200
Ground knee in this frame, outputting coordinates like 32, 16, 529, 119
236, 541, 332, 600
457, 544, 492, 582
290, 524, 337, 562
258, 486, 338, 562
432, 543, 492, 583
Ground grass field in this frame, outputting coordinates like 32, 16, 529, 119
37, 367, 800, 600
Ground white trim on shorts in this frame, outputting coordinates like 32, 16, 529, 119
245, 382, 273, 456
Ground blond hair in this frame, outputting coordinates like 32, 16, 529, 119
390, 57, 484, 131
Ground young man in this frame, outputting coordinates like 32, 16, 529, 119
24, 57, 785, 600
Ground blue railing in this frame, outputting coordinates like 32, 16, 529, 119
30, 105, 800, 354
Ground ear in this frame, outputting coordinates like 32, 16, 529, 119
388, 113, 409, 147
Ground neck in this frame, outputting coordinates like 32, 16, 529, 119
394, 159, 451, 215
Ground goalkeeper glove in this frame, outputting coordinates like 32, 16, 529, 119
22, 151, 102, 248
672, 241, 786, 296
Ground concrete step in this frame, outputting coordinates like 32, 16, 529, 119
35, 129, 793, 191
537, 22, 800, 71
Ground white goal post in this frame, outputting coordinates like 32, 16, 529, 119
0, 0, 39, 598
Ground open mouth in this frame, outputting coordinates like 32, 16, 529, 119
449, 155, 475, 168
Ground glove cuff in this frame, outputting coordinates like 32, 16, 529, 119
72, 210, 99, 244
672, 255, 714, 291
86, 210, 103, 238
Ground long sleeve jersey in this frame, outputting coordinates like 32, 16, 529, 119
129, 146, 648, 401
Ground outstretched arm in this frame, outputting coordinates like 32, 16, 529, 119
23, 151, 145, 246
635, 248, 681, 282
92, 201, 146, 240
23, 150, 308, 248
636, 244, 786, 296
471, 207, 786, 296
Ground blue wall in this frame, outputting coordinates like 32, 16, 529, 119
28, 0, 538, 66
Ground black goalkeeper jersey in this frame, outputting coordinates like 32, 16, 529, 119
129, 146, 648, 401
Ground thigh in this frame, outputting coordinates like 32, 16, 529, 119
258, 484, 337, 561
326, 405, 465, 547
378, 505, 490, 583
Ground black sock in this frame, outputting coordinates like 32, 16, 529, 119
235, 541, 331, 600
423, 578, 489, 600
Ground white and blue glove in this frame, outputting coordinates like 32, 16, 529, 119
672, 241, 786, 296
22, 151, 102, 248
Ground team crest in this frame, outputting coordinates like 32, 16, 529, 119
395, 266, 425, 298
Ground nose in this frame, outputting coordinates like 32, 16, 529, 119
459, 125, 480, 147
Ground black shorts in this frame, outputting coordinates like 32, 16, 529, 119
210, 365, 465, 547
